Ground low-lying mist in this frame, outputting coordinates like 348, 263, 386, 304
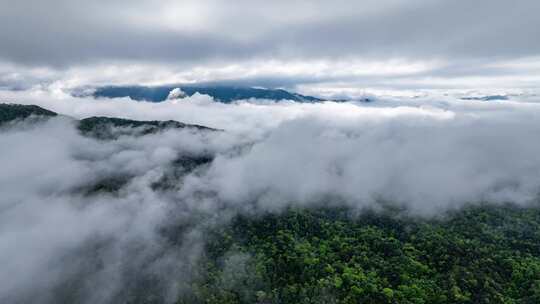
1, 88, 540, 303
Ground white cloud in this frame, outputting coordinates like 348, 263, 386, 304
2, 55, 540, 99
2, 89, 540, 302
0, 116, 243, 303
167, 88, 187, 100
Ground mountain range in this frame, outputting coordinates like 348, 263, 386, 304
86, 85, 327, 103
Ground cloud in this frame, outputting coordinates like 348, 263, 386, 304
202, 108, 540, 214
2, 1, 540, 301
2, 0, 539, 66
0, 115, 244, 303
167, 88, 187, 100
0, 1, 539, 93
2, 89, 540, 302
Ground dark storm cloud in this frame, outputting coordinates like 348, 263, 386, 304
1, 0, 539, 66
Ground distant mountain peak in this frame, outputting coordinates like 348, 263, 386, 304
86, 85, 326, 103
460, 95, 509, 101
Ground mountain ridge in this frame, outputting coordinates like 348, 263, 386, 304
0, 103, 217, 136
84, 85, 327, 103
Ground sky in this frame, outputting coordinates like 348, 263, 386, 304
1, 0, 539, 97
2, 2, 540, 301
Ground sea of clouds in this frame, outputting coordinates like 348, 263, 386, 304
1, 87, 540, 303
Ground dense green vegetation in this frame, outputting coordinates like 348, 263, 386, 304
184, 204, 540, 304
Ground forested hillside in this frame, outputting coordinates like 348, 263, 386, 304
2, 104, 540, 304
186, 205, 540, 304
0, 103, 57, 124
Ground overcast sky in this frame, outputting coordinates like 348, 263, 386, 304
1, 0, 539, 96
2, 3, 540, 301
